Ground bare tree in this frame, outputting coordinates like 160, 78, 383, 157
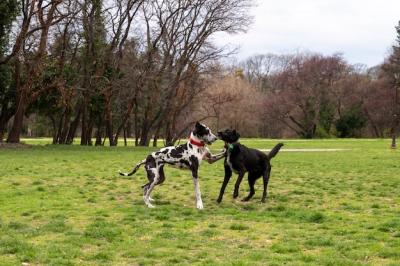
391, 73, 400, 148
382, 21, 400, 148
4, 0, 73, 143
108, 0, 253, 146
264, 53, 349, 138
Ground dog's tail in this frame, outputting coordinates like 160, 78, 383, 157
267, 143, 284, 160
119, 159, 146, 176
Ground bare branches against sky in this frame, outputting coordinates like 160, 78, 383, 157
214, 0, 400, 66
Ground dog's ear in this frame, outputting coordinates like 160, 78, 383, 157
193, 122, 202, 134
233, 130, 240, 139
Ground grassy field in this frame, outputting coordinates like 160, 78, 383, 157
0, 139, 399, 265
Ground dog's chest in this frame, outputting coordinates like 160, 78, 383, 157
226, 151, 239, 173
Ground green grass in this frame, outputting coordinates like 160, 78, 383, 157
0, 139, 399, 265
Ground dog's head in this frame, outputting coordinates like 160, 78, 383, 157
217, 129, 240, 144
192, 122, 218, 145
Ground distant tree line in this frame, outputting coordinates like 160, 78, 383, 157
240, 50, 399, 139
0, 0, 399, 145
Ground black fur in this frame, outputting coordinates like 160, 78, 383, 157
217, 129, 283, 203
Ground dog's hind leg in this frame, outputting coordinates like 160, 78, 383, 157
242, 176, 256, 202
261, 167, 272, 203
142, 183, 155, 202
144, 168, 159, 208
142, 157, 159, 208
157, 165, 166, 185
148, 165, 166, 202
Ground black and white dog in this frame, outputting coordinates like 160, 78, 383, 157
120, 122, 225, 209
217, 129, 283, 203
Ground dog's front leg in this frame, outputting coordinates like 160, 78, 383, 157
191, 169, 203, 210
205, 149, 226, 164
233, 171, 245, 199
217, 163, 232, 203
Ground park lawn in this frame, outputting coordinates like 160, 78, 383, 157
0, 139, 399, 265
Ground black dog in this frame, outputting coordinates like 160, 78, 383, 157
217, 129, 283, 203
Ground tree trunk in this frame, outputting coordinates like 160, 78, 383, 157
164, 122, 174, 146
95, 130, 103, 146
139, 121, 151, 146
0, 122, 6, 142
7, 92, 27, 143
391, 135, 397, 149
105, 118, 115, 146
59, 108, 71, 144
102, 132, 107, 146
153, 125, 161, 147
87, 119, 94, 146
50, 115, 58, 144
80, 102, 88, 145
135, 133, 139, 146
66, 105, 82, 144
0, 115, 10, 142
0, 105, 14, 142
391, 85, 399, 149
126, 121, 132, 138
54, 113, 64, 144
134, 117, 139, 146
391, 116, 399, 149
363, 109, 382, 138
124, 127, 127, 146
95, 119, 103, 146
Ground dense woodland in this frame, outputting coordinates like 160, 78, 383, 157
0, 0, 399, 146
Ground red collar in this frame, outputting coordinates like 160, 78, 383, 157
189, 137, 205, 147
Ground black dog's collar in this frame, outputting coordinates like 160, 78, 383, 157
226, 142, 239, 152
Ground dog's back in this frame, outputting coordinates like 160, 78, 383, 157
230, 143, 283, 175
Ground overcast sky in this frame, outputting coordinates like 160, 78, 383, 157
213, 0, 400, 67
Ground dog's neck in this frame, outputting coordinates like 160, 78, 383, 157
189, 132, 205, 147
225, 141, 239, 151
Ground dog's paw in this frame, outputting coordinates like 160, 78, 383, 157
196, 201, 204, 210
216, 198, 222, 204
241, 197, 250, 202
146, 203, 155, 208
233, 193, 239, 199
149, 197, 155, 202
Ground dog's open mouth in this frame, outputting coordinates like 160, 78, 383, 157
206, 140, 215, 145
